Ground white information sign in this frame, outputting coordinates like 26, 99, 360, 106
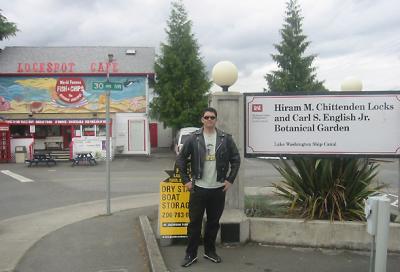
72, 136, 109, 159
245, 92, 400, 157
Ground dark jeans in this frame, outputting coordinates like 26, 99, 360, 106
186, 185, 226, 256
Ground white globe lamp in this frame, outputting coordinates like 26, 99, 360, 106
340, 77, 363, 91
212, 61, 238, 92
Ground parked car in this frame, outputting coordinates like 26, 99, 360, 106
175, 127, 199, 155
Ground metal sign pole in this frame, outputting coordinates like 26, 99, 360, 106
398, 158, 400, 212
105, 54, 113, 216
106, 89, 111, 215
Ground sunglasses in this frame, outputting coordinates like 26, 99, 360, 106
203, 116, 216, 120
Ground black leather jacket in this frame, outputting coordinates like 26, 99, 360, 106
176, 128, 241, 185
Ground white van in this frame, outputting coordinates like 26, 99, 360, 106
175, 127, 198, 155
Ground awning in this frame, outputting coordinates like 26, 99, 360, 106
5, 119, 108, 125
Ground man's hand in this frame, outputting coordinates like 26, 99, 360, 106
223, 180, 232, 192
185, 181, 193, 191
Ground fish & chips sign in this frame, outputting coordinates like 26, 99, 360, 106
245, 92, 400, 157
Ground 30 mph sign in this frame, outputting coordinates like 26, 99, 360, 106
92, 81, 123, 91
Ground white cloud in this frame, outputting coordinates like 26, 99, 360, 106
1, 0, 399, 91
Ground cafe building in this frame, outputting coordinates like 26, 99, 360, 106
0, 46, 167, 162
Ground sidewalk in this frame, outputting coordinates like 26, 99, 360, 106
15, 207, 158, 272
0, 193, 159, 272
153, 210, 400, 272
159, 242, 400, 272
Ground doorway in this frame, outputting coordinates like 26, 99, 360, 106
149, 123, 158, 148
0, 123, 11, 162
61, 126, 73, 149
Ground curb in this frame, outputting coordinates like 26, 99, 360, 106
139, 216, 169, 272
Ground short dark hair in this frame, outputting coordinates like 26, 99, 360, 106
201, 107, 217, 118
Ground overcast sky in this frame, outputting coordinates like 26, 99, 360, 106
1, 0, 399, 92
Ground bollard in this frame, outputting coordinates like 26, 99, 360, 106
365, 195, 391, 272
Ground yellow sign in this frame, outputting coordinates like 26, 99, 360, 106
159, 166, 190, 238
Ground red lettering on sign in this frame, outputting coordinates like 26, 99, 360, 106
252, 104, 263, 112
89, 62, 119, 73
16, 61, 123, 73
90, 63, 96, 72
112, 62, 118, 72
16, 62, 76, 73
98, 63, 105, 72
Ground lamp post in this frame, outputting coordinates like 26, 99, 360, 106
211, 61, 238, 92
106, 53, 113, 215
209, 61, 248, 243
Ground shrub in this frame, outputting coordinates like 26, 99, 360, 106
245, 195, 290, 218
273, 158, 385, 221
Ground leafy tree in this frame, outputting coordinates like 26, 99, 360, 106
150, 0, 211, 130
265, 0, 327, 92
0, 10, 19, 41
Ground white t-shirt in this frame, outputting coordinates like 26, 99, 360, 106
195, 131, 223, 189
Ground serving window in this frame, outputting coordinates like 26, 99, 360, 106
10, 125, 30, 138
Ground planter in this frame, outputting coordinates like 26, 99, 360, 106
249, 217, 400, 252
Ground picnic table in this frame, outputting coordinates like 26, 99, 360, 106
25, 153, 57, 167
71, 152, 97, 166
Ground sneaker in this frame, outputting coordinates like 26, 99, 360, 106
203, 252, 222, 263
181, 254, 198, 267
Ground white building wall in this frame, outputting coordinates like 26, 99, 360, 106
153, 121, 173, 148
148, 84, 173, 149
115, 112, 150, 155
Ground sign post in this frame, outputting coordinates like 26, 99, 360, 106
91, 55, 130, 215
104, 54, 115, 216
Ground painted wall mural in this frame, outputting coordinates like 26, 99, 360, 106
0, 76, 146, 113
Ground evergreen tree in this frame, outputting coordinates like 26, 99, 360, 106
0, 10, 19, 41
265, 0, 327, 92
150, 0, 211, 130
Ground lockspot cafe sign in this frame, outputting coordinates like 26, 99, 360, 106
245, 92, 400, 157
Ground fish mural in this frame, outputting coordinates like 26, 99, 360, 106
0, 76, 146, 113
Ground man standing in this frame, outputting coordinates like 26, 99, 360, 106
176, 107, 241, 267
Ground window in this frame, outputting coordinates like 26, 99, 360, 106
96, 125, 106, 136
10, 125, 30, 138
82, 125, 95, 136
35, 126, 60, 138
74, 125, 81, 137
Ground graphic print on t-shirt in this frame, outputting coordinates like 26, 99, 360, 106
206, 143, 216, 161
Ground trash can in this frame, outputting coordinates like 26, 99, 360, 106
15, 146, 27, 163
